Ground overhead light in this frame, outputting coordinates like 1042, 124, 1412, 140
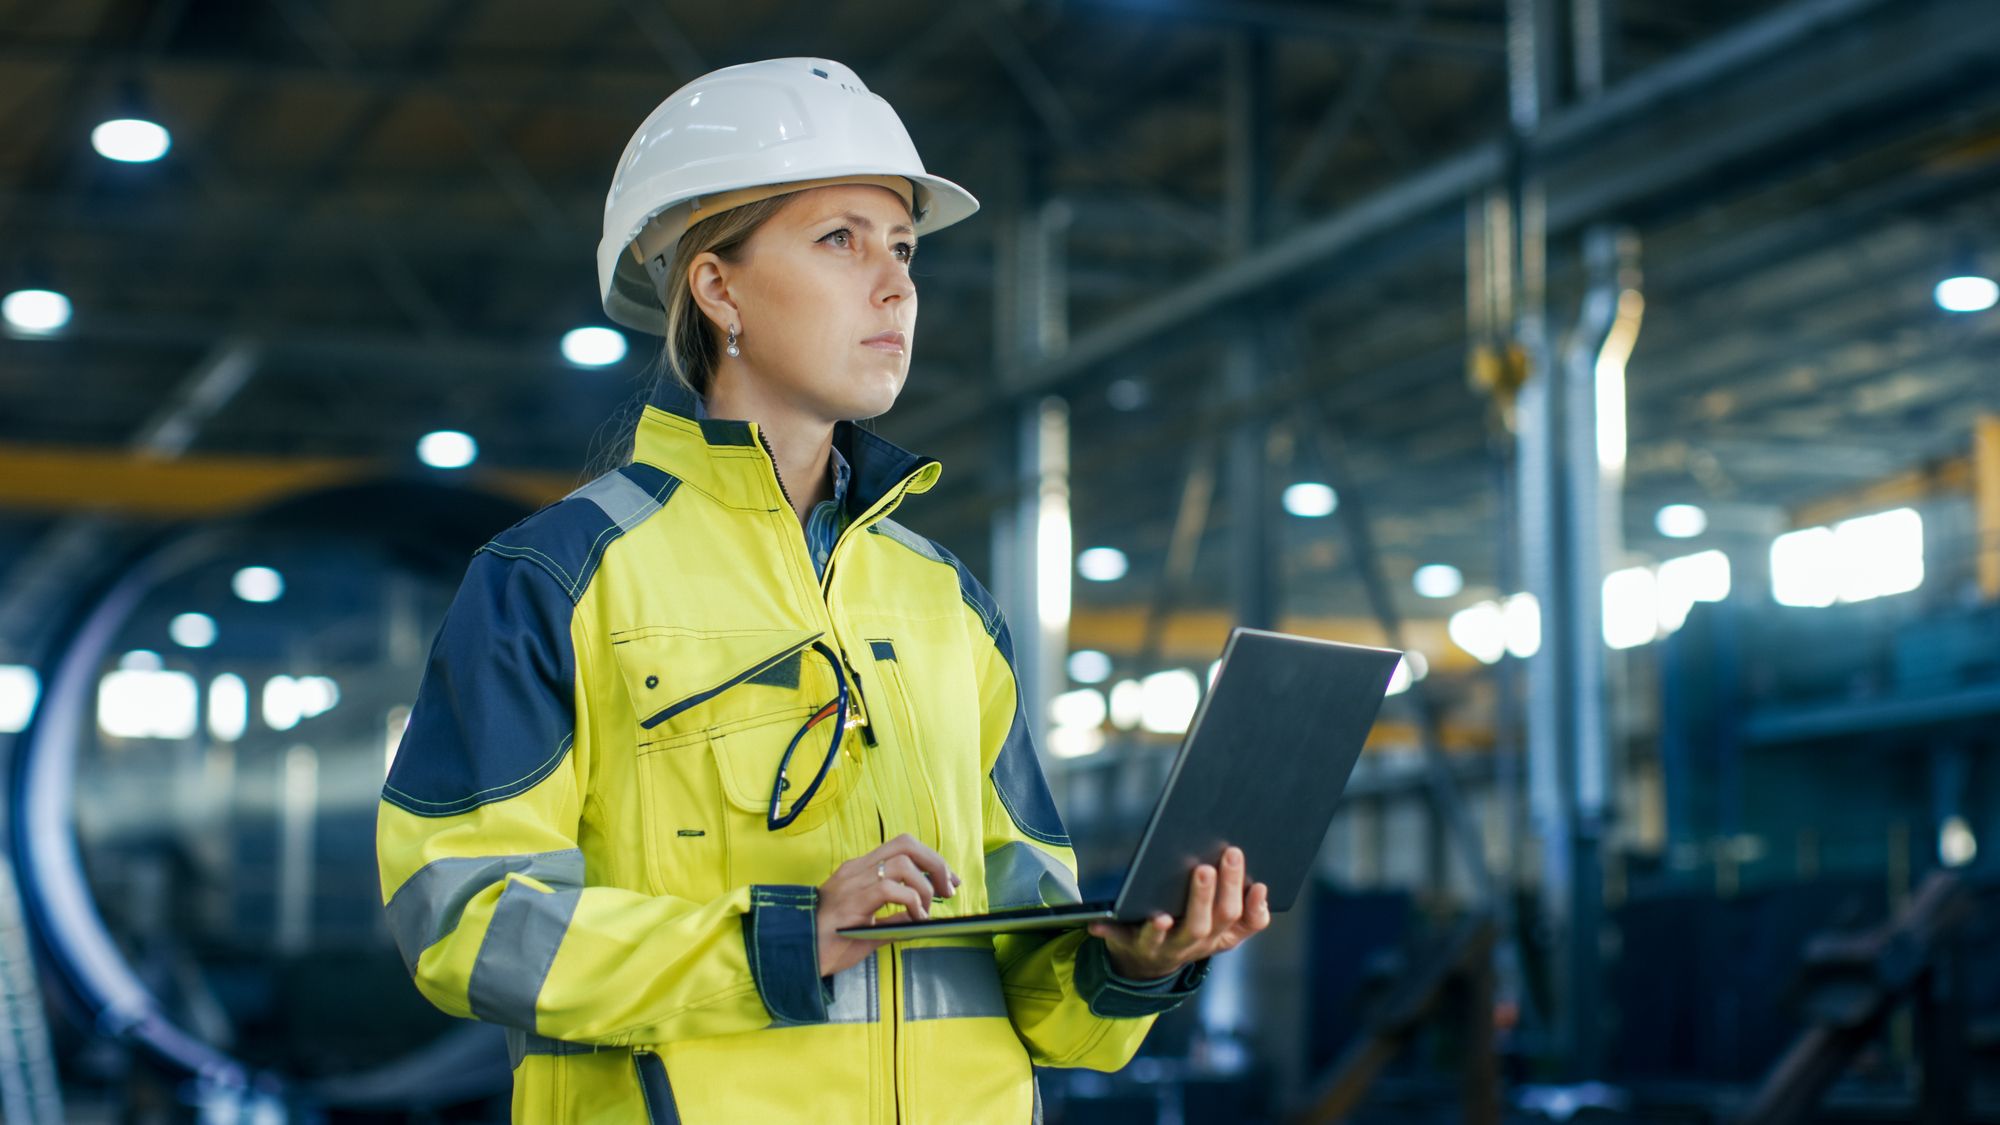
98, 667, 197, 739
1067, 649, 1112, 684
1657, 550, 1731, 631
2, 288, 72, 334
1602, 566, 1660, 650
1771, 508, 1923, 607
208, 673, 248, 741
1107, 679, 1144, 730
561, 326, 628, 367
1413, 564, 1464, 599
417, 430, 477, 469
1282, 482, 1338, 518
91, 117, 172, 163
0, 665, 39, 734
1076, 547, 1128, 582
1051, 688, 1108, 730
1502, 593, 1541, 659
169, 612, 217, 649
232, 566, 285, 604
1138, 669, 1201, 734
119, 649, 163, 671
1935, 275, 1998, 313
1655, 504, 1708, 539
1448, 602, 1507, 665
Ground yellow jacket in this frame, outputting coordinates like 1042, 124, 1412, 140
377, 384, 1202, 1123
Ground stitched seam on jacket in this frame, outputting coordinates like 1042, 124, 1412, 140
383, 731, 573, 816
481, 473, 680, 604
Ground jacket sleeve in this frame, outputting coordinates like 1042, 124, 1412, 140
961, 580, 1206, 1071
376, 548, 831, 1049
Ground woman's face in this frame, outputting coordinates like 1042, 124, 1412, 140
695, 184, 919, 423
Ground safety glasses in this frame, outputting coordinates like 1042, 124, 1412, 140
767, 640, 858, 831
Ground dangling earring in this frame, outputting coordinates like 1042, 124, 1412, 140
726, 324, 741, 358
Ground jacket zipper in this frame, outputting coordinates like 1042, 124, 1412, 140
756, 423, 915, 1124
755, 429, 794, 509
878, 809, 903, 1125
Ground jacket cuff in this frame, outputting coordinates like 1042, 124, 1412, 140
1074, 935, 1208, 1018
743, 885, 830, 1026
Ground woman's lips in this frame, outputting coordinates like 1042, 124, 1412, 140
861, 331, 906, 352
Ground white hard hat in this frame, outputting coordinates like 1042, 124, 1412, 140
597, 56, 981, 335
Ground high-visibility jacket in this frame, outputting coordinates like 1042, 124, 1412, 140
376, 383, 1203, 1124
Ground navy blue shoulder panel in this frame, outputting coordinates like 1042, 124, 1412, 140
383, 548, 578, 817
478, 463, 680, 605
868, 521, 1071, 847
382, 463, 680, 818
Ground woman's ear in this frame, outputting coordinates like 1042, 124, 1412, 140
687, 252, 740, 335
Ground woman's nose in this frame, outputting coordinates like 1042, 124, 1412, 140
876, 258, 915, 304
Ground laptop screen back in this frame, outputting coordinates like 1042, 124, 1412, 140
1111, 628, 1401, 921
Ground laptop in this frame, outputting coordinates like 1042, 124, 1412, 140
840, 627, 1402, 940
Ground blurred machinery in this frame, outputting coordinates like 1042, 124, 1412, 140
5, 481, 531, 1120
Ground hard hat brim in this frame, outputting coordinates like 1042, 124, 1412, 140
599, 169, 980, 337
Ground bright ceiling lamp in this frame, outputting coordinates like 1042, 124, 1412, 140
417, 430, 478, 469
2, 289, 72, 334
1076, 547, 1128, 582
91, 117, 172, 163
168, 612, 216, 649
561, 326, 628, 366
1282, 482, 1338, 518
1935, 274, 1998, 313
231, 566, 284, 604
1655, 503, 1707, 539
1067, 649, 1112, 684
1413, 563, 1463, 599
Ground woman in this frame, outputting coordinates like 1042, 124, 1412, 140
377, 57, 1269, 1124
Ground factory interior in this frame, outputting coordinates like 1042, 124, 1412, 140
3, 0, 2000, 1121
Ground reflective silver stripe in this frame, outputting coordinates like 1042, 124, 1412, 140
870, 517, 946, 563
983, 841, 1081, 911
824, 952, 879, 1024
901, 946, 1008, 1021
467, 878, 581, 1027
570, 470, 666, 528
506, 1028, 607, 1068
383, 848, 585, 972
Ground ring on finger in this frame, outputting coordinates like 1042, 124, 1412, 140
876, 860, 888, 881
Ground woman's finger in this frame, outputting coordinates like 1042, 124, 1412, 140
887, 854, 935, 913
872, 834, 957, 898
1246, 881, 1271, 931
871, 877, 928, 921
1213, 847, 1245, 930
1180, 864, 1216, 943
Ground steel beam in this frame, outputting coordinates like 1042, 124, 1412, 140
906, 0, 1935, 439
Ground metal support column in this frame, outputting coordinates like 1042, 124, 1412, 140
989, 115, 1073, 788
1508, 0, 1620, 1075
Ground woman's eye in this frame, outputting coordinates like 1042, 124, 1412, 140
896, 242, 918, 263
822, 229, 851, 248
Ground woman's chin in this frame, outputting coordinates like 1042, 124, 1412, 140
841, 371, 905, 420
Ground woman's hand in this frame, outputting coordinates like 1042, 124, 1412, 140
1087, 845, 1270, 981
816, 834, 962, 976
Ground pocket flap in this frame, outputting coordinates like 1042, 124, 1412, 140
707, 704, 848, 818
611, 627, 825, 732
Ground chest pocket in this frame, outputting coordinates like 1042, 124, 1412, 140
610, 626, 855, 898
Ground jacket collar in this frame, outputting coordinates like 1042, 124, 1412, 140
634, 378, 941, 516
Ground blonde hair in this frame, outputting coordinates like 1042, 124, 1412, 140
657, 194, 797, 397
581, 194, 796, 478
